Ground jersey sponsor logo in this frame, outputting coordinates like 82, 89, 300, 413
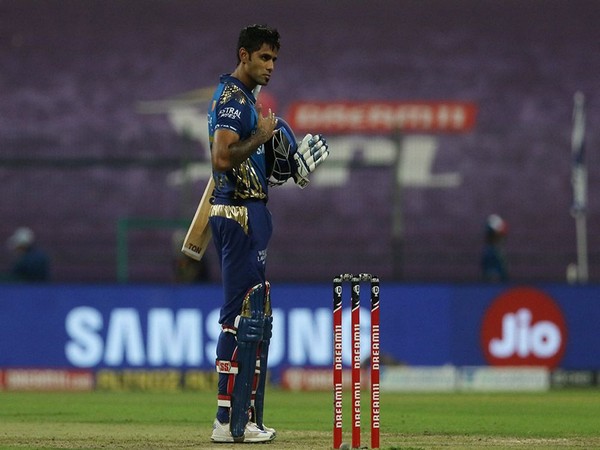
218, 106, 242, 121
480, 287, 567, 368
257, 249, 267, 264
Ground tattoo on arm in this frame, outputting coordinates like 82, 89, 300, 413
224, 130, 270, 168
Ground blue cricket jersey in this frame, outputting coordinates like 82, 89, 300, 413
207, 74, 273, 326
208, 74, 269, 204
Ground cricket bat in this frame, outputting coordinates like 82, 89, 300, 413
181, 177, 215, 260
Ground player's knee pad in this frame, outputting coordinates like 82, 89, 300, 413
235, 315, 264, 343
235, 281, 266, 343
240, 282, 266, 318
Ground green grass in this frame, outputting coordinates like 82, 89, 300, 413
1, 389, 600, 449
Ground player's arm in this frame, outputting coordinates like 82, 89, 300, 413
212, 104, 277, 171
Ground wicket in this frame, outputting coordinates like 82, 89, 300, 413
333, 273, 380, 449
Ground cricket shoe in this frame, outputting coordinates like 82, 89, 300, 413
210, 419, 275, 443
257, 423, 276, 438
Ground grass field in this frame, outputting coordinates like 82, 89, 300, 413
1, 389, 600, 449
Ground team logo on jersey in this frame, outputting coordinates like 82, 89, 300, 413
480, 287, 567, 368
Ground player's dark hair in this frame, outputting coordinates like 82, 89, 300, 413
237, 24, 280, 63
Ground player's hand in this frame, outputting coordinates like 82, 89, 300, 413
255, 104, 278, 144
293, 134, 330, 188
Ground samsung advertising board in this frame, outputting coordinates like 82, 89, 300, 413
0, 284, 599, 375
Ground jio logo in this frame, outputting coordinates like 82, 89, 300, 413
481, 287, 567, 368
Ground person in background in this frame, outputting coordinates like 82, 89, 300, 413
6, 227, 50, 282
481, 214, 508, 283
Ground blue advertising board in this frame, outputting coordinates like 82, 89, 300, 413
1, 284, 599, 375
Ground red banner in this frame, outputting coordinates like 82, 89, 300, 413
286, 100, 477, 134
0, 369, 94, 391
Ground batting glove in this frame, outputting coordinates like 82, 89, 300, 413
293, 134, 330, 188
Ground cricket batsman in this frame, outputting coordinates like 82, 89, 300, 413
204, 24, 329, 443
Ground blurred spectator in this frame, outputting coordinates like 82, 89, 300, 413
172, 229, 210, 283
5, 227, 50, 282
481, 214, 508, 283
